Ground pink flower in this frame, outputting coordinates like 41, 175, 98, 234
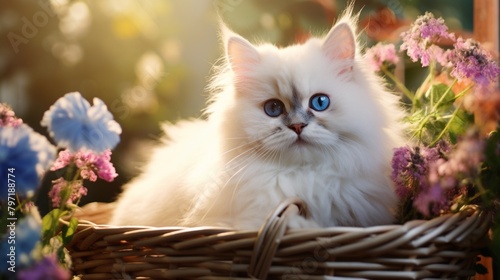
74, 149, 118, 182
50, 149, 118, 182
48, 178, 88, 207
0, 103, 23, 127
48, 178, 64, 207
74, 151, 99, 182
48, 149, 117, 208
400, 12, 455, 67
364, 43, 399, 72
51, 149, 73, 171
80, 168, 98, 181
95, 150, 118, 182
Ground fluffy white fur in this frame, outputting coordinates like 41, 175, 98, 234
110, 11, 407, 229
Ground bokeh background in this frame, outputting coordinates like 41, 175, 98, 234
0, 0, 474, 208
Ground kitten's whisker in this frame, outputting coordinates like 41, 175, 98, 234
189, 145, 264, 223
229, 146, 277, 216
221, 132, 279, 168
218, 131, 278, 159
199, 145, 267, 221
223, 131, 276, 154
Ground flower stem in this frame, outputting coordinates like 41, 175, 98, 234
411, 110, 434, 143
381, 67, 415, 101
451, 84, 474, 101
430, 101, 463, 146
429, 61, 436, 85
415, 73, 432, 100
58, 170, 82, 213
431, 79, 458, 111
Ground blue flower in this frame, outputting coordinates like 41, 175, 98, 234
0, 215, 42, 274
16, 214, 42, 268
41, 92, 122, 153
0, 125, 56, 200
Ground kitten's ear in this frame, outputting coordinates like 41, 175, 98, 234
322, 22, 356, 63
222, 26, 260, 80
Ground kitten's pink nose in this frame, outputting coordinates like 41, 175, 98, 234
288, 123, 307, 135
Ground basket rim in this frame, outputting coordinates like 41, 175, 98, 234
66, 202, 491, 279
70, 202, 487, 232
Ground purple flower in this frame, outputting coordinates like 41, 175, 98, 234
364, 43, 400, 72
392, 143, 454, 216
391, 146, 414, 198
0, 103, 23, 127
0, 125, 56, 200
400, 12, 455, 67
391, 146, 432, 199
48, 178, 88, 208
448, 37, 500, 86
18, 255, 70, 280
414, 183, 448, 216
41, 92, 122, 153
430, 130, 484, 186
411, 134, 483, 216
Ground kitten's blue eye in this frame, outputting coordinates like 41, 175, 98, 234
309, 94, 330, 111
263, 99, 285, 117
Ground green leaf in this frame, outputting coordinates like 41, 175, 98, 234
425, 83, 455, 109
447, 110, 473, 143
42, 209, 63, 245
54, 235, 66, 264
61, 217, 79, 245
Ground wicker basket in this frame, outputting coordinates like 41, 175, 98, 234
68, 198, 490, 279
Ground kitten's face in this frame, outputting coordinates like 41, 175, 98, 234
221, 22, 386, 165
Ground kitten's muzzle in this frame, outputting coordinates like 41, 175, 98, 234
288, 123, 307, 135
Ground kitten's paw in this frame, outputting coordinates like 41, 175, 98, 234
287, 215, 320, 229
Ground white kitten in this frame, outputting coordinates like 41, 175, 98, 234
110, 11, 406, 229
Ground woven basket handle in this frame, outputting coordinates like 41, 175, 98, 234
248, 198, 307, 279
